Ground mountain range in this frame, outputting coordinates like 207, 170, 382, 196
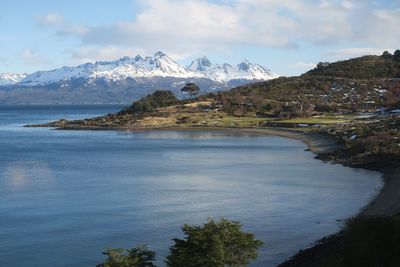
0, 52, 278, 104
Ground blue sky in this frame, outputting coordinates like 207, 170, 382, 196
0, 0, 399, 76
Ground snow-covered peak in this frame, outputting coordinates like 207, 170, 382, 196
19, 52, 198, 86
189, 56, 212, 71
154, 51, 167, 58
134, 55, 143, 61
235, 60, 278, 80
8, 52, 278, 86
0, 73, 27, 86
238, 60, 251, 71
151, 51, 189, 75
188, 57, 278, 82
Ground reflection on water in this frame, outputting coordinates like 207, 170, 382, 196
141, 130, 260, 139
4, 161, 55, 191
0, 106, 382, 267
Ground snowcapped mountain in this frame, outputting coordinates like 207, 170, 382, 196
19, 51, 202, 86
188, 56, 279, 82
0, 52, 279, 104
13, 52, 277, 86
0, 73, 27, 86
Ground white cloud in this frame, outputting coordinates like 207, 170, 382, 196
46, 0, 400, 63
35, 13, 64, 27
73, 0, 298, 50
54, 0, 300, 62
341, 1, 355, 9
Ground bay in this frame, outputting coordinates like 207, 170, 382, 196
0, 105, 382, 266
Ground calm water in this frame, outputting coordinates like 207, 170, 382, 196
0, 105, 382, 267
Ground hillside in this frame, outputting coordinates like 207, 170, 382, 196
215, 53, 400, 117
305, 54, 400, 79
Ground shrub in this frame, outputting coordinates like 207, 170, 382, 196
165, 218, 263, 267
97, 245, 156, 267
127, 90, 178, 113
181, 83, 200, 98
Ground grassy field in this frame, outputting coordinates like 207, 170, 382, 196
274, 115, 357, 125
170, 112, 358, 128
176, 114, 269, 127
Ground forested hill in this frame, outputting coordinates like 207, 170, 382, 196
304, 54, 400, 79
214, 51, 400, 118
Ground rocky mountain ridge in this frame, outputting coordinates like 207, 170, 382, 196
0, 52, 278, 104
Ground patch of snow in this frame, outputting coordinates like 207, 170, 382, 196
350, 134, 357, 140
0, 73, 28, 86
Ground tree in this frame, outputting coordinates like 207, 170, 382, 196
382, 51, 391, 58
181, 83, 200, 98
97, 245, 157, 267
394, 50, 400, 61
127, 90, 178, 113
165, 218, 263, 267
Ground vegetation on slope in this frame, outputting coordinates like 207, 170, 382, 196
306, 53, 400, 79
122, 90, 179, 113
279, 215, 400, 267
214, 51, 400, 117
316, 115, 400, 170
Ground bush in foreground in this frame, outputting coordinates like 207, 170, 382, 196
97, 245, 156, 267
166, 218, 263, 267
97, 218, 263, 267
